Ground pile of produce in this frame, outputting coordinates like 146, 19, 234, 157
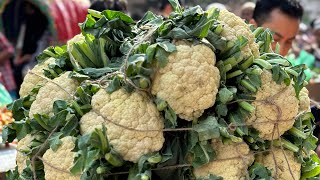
0, 107, 13, 132
3, 1, 320, 179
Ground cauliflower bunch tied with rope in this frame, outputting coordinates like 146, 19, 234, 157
211, 23, 318, 179
3, 0, 320, 180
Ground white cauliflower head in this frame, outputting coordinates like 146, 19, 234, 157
299, 87, 310, 113
29, 71, 79, 118
42, 136, 80, 180
218, 9, 260, 59
194, 140, 254, 179
16, 134, 34, 174
255, 148, 301, 180
87, 88, 165, 163
151, 40, 220, 121
246, 70, 299, 140
19, 57, 56, 97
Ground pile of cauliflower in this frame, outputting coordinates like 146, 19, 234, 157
3, 1, 320, 180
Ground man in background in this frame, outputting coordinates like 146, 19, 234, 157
250, 0, 303, 56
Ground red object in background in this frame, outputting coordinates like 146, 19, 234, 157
0, 0, 90, 44
50, 0, 89, 43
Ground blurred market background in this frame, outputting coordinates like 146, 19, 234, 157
0, 0, 320, 178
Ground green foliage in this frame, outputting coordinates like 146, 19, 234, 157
248, 163, 274, 180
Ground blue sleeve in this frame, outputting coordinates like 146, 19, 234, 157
312, 106, 320, 123
312, 106, 320, 144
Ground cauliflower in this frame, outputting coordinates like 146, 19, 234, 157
42, 136, 80, 180
16, 135, 34, 174
194, 140, 254, 179
19, 57, 56, 97
217, 9, 260, 59
151, 40, 220, 121
29, 72, 79, 118
255, 148, 301, 180
86, 88, 165, 163
246, 70, 299, 140
298, 87, 310, 113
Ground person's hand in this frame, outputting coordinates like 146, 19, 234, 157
14, 56, 23, 65
14, 54, 32, 65
316, 144, 320, 157
21, 54, 32, 62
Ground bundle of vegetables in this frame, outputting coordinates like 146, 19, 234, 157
3, 1, 320, 179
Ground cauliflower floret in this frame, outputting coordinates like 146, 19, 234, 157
151, 40, 220, 121
19, 57, 56, 97
16, 135, 34, 174
87, 89, 165, 163
246, 70, 299, 140
42, 136, 80, 180
29, 72, 79, 118
79, 111, 105, 135
299, 87, 310, 113
194, 140, 254, 179
255, 148, 301, 180
218, 9, 259, 59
